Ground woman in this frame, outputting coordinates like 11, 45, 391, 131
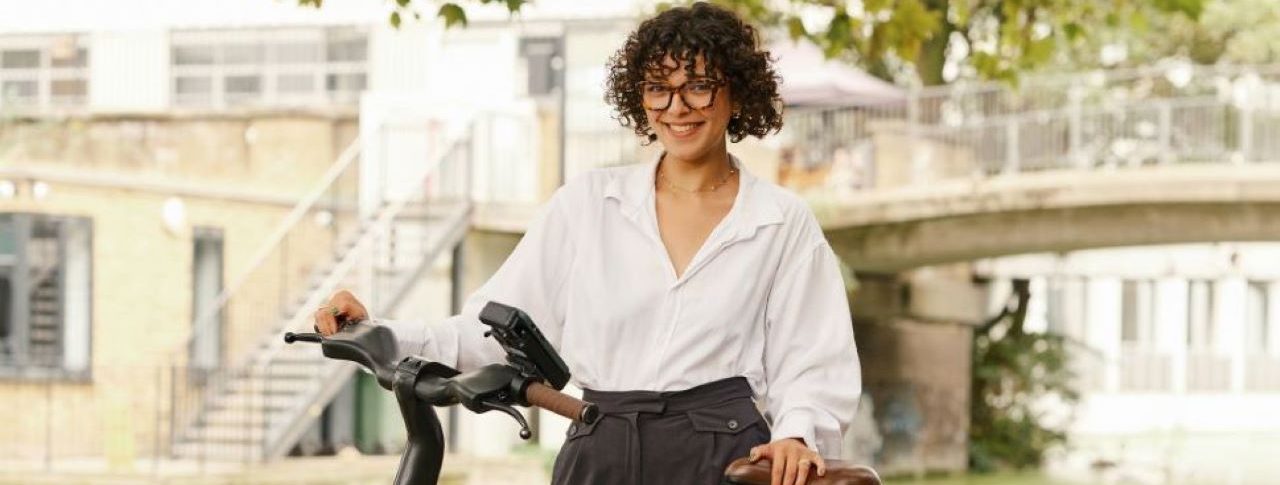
315, 3, 861, 485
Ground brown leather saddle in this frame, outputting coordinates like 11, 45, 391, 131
722, 458, 882, 485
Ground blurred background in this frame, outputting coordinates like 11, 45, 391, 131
3, 0, 1279, 483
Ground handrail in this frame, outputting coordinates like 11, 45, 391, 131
252, 131, 470, 367
257, 130, 474, 460
175, 138, 362, 362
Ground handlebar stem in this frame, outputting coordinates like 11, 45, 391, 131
391, 358, 445, 485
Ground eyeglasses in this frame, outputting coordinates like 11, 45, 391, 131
639, 79, 723, 110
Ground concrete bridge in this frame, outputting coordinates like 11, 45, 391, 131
795, 64, 1280, 272
475, 64, 1280, 275
819, 164, 1280, 272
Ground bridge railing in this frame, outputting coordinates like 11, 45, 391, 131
783, 63, 1280, 195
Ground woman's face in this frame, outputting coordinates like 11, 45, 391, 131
642, 55, 734, 163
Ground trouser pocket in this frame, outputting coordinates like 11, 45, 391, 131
686, 398, 772, 480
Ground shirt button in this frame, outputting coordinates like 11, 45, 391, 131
727, 419, 739, 430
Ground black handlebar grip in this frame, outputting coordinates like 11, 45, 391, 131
284, 332, 323, 344
524, 381, 600, 424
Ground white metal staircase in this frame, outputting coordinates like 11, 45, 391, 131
168, 120, 477, 462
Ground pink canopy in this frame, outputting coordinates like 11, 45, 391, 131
770, 40, 907, 107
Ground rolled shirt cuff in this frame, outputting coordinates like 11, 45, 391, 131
771, 407, 845, 458
771, 408, 819, 453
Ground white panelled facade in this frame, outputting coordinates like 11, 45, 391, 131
979, 243, 1280, 435
89, 29, 170, 111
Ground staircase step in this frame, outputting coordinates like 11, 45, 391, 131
266, 353, 326, 367
199, 406, 290, 428
258, 361, 324, 380
171, 442, 263, 462
223, 379, 312, 397
206, 391, 302, 412
172, 178, 473, 462
29, 330, 60, 343
182, 424, 271, 443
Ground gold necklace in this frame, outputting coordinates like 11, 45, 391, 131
658, 166, 739, 193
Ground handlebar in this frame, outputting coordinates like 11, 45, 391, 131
524, 380, 600, 424
283, 304, 599, 485
283, 326, 599, 428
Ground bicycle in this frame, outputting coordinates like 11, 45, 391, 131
285, 301, 880, 485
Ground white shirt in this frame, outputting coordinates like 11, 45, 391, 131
381, 152, 862, 457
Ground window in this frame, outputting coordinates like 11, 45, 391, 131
1121, 280, 1156, 344
191, 228, 224, 370
519, 37, 563, 97
1045, 276, 1087, 338
1247, 281, 1271, 354
1187, 280, 1215, 349
0, 36, 89, 110
170, 28, 368, 108
0, 214, 92, 377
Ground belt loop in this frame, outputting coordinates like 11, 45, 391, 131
624, 412, 641, 485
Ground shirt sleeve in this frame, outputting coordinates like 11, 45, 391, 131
763, 235, 862, 458
377, 187, 576, 371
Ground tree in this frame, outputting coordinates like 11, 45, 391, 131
704, 0, 1205, 85
296, 0, 1204, 85
969, 279, 1080, 471
1124, 0, 1280, 65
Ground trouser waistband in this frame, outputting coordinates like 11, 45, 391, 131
582, 376, 754, 415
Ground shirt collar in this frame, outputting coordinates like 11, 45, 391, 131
603, 151, 784, 237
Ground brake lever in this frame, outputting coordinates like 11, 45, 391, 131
475, 399, 533, 440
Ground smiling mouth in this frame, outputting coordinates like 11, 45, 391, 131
663, 121, 704, 137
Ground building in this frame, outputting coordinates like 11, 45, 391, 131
0, 0, 652, 469
3, 0, 903, 474
978, 244, 1280, 480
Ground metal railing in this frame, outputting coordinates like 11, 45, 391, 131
781, 63, 1280, 196
1118, 344, 1174, 392
1246, 354, 1280, 392
163, 117, 475, 464
1071, 347, 1280, 394
259, 130, 474, 461
1185, 351, 1234, 393
177, 138, 363, 372
2, 364, 378, 476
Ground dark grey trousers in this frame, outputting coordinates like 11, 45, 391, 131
551, 377, 771, 485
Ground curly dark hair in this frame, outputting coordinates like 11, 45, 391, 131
604, 1, 784, 144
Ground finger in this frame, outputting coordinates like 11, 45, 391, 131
796, 459, 811, 485
749, 444, 768, 462
334, 291, 368, 322
771, 449, 784, 485
314, 307, 338, 335
782, 452, 799, 485
814, 455, 826, 476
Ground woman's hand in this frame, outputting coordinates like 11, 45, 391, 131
749, 438, 826, 485
313, 290, 369, 335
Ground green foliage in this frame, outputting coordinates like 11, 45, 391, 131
297, 0, 1214, 84
969, 280, 1080, 472
686, 0, 1205, 85
295, 0, 527, 30
1124, 0, 1280, 65
438, 3, 467, 28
